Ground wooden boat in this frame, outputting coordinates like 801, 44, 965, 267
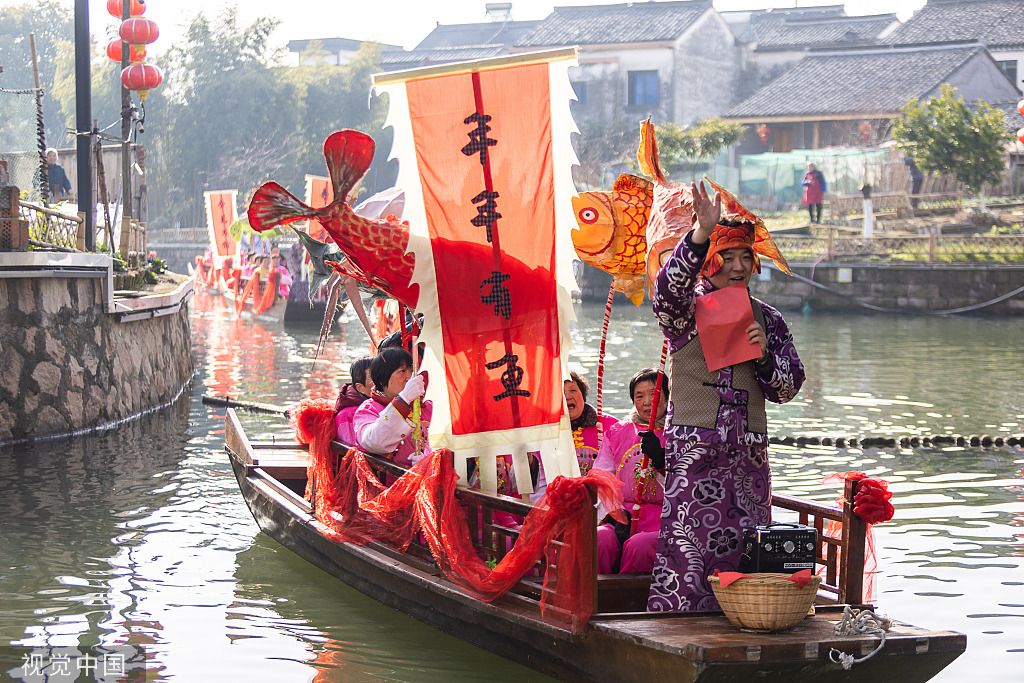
225, 409, 966, 682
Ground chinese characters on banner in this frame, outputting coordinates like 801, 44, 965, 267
374, 50, 580, 492
203, 189, 238, 261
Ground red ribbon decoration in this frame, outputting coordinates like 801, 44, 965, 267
293, 399, 623, 633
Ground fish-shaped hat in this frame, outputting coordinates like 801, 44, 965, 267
636, 119, 791, 281
700, 178, 791, 278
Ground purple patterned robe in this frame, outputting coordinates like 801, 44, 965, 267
647, 232, 804, 612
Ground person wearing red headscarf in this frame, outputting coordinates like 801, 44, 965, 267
647, 179, 805, 613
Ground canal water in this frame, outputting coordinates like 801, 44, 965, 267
1, 291, 1021, 682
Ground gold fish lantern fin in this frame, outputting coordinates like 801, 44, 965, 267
612, 173, 654, 197
637, 117, 666, 184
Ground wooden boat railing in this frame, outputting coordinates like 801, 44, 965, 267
230, 411, 869, 623
324, 440, 869, 615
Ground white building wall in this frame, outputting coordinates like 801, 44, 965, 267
673, 10, 742, 124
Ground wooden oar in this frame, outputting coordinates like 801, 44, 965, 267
202, 394, 291, 416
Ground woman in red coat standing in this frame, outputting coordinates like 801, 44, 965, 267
802, 162, 826, 224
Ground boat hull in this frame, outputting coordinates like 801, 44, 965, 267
227, 445, 966, 683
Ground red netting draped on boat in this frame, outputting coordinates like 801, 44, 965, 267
295, 399, 622, 632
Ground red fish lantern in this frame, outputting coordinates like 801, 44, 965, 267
1017, 99, 1024, 117
1018, 128, 1024, 145
756, 124, 770, 144
119, 17, 160, 45
106, 39, 146, 63
107, 0, 145, 17
120, 63, 163, 100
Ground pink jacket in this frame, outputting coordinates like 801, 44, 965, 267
593, 419, 665, 509
353, 396, 433, 468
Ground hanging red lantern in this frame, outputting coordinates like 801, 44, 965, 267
756, 124, 770, 143
119, 17, 160, 45
1017, 128, 1024, 145
1018, 99, 1024, 117
121, 63, 163, 100
106, 39, 146, 63
106, 0, 146, 18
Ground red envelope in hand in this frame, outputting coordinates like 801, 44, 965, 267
694, 284, 762, 372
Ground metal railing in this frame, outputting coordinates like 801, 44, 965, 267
774, 232, 1024, 264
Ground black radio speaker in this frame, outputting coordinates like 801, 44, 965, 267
738, 522, 817, 573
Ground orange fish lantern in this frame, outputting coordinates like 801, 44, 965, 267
636, 118, 791, 283
247, 130, 418, 308
571, 173, 653, 306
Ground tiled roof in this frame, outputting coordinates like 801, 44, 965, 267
725, 45, 983, 118
887, 1, 1024, 49
749, 14, 898, 50
379, 45, 506, 70
995, 101, 1024, 131
288, 37, 401, 53
515, 0, 712, 47
415, 20, 541, 50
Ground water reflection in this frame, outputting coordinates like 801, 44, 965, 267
0, 296, 1021, 682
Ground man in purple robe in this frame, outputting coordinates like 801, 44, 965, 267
647, 179, 805, 612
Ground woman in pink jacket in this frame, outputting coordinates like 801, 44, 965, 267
333, 356, 373, 446
353, 348, 432, 468
593, 368, 668, 574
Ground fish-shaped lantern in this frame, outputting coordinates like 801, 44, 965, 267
247, 130, 418, 308
637, 118, 790, 281
571, 173, 653, 306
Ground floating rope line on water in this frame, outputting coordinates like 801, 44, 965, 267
770, 433, 1022, 448
773, 266, 1024, 316
829, 606, 892, 670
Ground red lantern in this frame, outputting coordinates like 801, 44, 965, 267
106, 0, 146, 18
121, 63, 163, 100
119, 17, 160, 45
756, 124, 770, 143
1018, 99, 1024, 117
106, 39, 146, 63
1017, 128, 1024, 145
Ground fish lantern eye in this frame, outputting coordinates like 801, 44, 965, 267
578, 208, 599, 224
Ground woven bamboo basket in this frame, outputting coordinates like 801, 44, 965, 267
709, 572, 821, 633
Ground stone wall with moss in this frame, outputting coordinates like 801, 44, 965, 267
0, 276, 193, 444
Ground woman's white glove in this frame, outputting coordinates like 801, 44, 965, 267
398, 373, 426, 404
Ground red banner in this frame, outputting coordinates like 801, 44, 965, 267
405, 64, 562, 435
304, 175, 333, 243
204, 190, 237, 259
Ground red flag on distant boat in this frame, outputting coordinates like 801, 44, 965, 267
204, 189, 238, 262
304, 174, 333, 244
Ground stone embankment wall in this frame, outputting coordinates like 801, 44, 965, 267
578, 263, 1024, 315
0, 274, 193, 444
748, 264, 1024, 315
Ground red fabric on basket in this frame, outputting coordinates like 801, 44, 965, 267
292, 399, 622, 633
714, 570, 751, 588
784, 569, 814, 589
